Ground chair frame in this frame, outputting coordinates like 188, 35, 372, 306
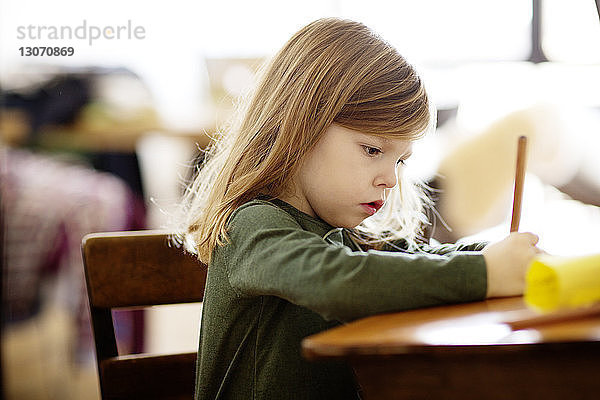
82, 230, 206, 399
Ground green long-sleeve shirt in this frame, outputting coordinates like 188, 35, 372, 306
195, 197, 488, 399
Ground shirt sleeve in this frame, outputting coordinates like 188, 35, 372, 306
418, 240, 488, 254
223, 203, 488, 323
380, 237, 488, 254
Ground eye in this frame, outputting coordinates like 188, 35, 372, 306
362, 145, 382, 157
396, 159, 406, 166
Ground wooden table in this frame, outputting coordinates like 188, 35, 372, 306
302, 297, 600, 399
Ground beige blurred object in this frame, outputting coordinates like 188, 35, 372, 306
437, 104, 583, 237
37, 103, 161, 152
2, 303, 100, 400
0, 109, 30, 145
204, 57, 265, 128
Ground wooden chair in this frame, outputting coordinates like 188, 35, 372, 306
81, 230, 207, 400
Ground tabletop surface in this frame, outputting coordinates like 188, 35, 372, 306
302, 297, 600, 360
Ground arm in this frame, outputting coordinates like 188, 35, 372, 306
380, 237, 487, 254
419, 240, 488, 254
223, 203, 487, 323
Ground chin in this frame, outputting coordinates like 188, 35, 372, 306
341, 216, 366, 229
319, 208, 366, 229
351, 220, 366, 229
321, 216, 356, 229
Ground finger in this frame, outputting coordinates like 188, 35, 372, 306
534, 246, 544, 254
526, 248, 539, 261
519, 232, 539, 245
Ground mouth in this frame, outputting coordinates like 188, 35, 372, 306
360, 200, 384, 216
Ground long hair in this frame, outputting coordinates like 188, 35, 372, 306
175, 18, 435, 264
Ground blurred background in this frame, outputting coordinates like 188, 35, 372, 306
1, 0, 599, 398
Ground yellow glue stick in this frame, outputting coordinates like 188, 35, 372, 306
525, 253, 600, 312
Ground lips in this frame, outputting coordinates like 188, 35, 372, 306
360, 200, 384, 216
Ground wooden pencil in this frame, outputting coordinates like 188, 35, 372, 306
510, 136, 528, 232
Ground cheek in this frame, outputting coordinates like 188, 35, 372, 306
338, 152, 373, 182
341, 154, 372, 179
302, 143, 372, 198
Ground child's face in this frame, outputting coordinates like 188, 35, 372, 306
282, 124, 413, 228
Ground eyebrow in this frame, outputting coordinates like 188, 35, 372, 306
380, 137, 412, 158
362, 134, 389, 148
358, 133, 412, 156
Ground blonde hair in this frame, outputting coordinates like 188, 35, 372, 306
176, 17, 435, 264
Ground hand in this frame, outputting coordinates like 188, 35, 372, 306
482, 232, 541, 298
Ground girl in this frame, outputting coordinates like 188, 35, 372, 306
177, 18, 540, 400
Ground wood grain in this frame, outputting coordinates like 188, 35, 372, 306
510, 136, 528, 232
302, 296, 600, 399
302, 297, 600, 359
82, 230, 205, 308
82, 230, 207, 399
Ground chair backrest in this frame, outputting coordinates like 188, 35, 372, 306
81, 230, 207, 400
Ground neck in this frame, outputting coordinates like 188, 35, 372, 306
277, 189, 316, 218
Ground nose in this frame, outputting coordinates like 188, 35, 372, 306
374, 163, 398, 189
